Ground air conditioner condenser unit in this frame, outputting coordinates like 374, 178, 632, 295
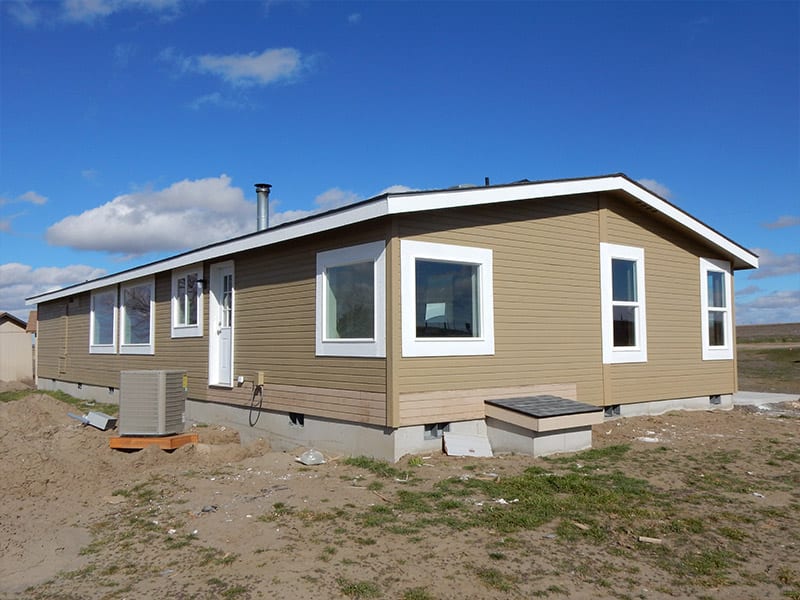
119, 370, 186, 436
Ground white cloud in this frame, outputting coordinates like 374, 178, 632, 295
161, 47, 310, 88
6, 0, 41, 27
735, 284, 762, 296
19, 191, 47, 205
763, 215, 800, 230
61, 0, 182, 23
195, 48, 307, 87
378, 185, 417, 195
46, 175, 255, 256
736, 290, 800, 325
748, 248, 800, 280
348, 12, 361, 24
187, 92, 249, 111
314, 188, 361, 210
637, 178, 673, 199
82, 169, 100, 183
0, 262, 107, 317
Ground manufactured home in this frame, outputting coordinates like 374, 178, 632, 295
27, 174, 759, 461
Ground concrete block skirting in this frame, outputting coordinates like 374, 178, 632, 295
486, 417, 593, 457
38, 379, 120, 405
616, 394, 733, 417
186, 399, 488, 463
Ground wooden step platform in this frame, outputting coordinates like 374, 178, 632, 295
485, 395, 603, 432
109, 433, 199, 450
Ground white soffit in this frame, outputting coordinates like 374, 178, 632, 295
26, 174, 757, 305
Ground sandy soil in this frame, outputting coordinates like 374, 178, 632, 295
1, 385, 799, 599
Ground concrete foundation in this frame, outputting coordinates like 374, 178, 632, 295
38, 379, 120, 405
614, 394, 733, 417
486, 417, 593, 456
186, 399, 487, 463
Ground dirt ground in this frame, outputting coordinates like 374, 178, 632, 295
1, 383, 798, 600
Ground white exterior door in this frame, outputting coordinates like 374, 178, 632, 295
209, 261, 234, 386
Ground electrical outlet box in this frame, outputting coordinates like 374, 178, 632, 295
257, 371, 265, 385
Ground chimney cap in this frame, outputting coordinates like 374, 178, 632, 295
255, 183, 272, 191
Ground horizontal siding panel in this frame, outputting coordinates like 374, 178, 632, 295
396, 197, 604, 405
398, 383, 578, 426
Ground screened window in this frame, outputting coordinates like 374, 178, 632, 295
90, 287, 117, 354
600, 243, 647, 363
315, 241, 386, 357
401, 240, 494, 357
120, 279, 155, 354
700, 258, 733, 360
171, 265, 203, 338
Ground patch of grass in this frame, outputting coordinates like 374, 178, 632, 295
475, 566, 515, 592
344, 456, 410, 480
737, 347, 800, 394
403, 588, 436, 600
543, 444, 631, 465
336, 577, 381, 598
680, 549, 739, 584
407, 456, 424, 467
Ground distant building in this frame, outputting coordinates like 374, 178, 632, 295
0, 312, 33, 382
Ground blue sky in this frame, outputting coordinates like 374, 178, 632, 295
1, 0, 798, 324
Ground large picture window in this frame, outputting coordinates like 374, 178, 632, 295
90, 287, 117, 354
316, 241, 386, 357
600, 243, 647, 363
120, 278, 155, 354
172, 265, 203, 338
401, 240, 494, 357
700, 258, 733, 360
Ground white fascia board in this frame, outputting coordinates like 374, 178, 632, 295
614, 179, 758, 270
386, 177, 621, 214
26, 198, 390, 305
386, 175, 759, 270
27, 174, 758, 305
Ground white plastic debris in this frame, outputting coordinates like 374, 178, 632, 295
296, 448, 326, 465
636, 436, 660, 443
753, 492, 765, 498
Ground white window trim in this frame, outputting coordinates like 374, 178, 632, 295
171, 264, 204, 338
89, 286, 117, 354
315, 241, 386, 358
120, 278, 155, 355
401, 239, 494, 357
700, 257, 734, 360
600, 243, 647, 364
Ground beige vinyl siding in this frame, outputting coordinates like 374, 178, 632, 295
35, 223, 389, 426
394, 196, 605, 425
228, 226, 388, 424
603, 200, 736, 403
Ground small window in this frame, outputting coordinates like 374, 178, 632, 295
172, 265, 203, 338
700, 258, 733, 360
315, 241, 386, 357
600, 243, 647, 363
120, 278, 155, 355
401, 240, 494, 357
90, 287, 117, 354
